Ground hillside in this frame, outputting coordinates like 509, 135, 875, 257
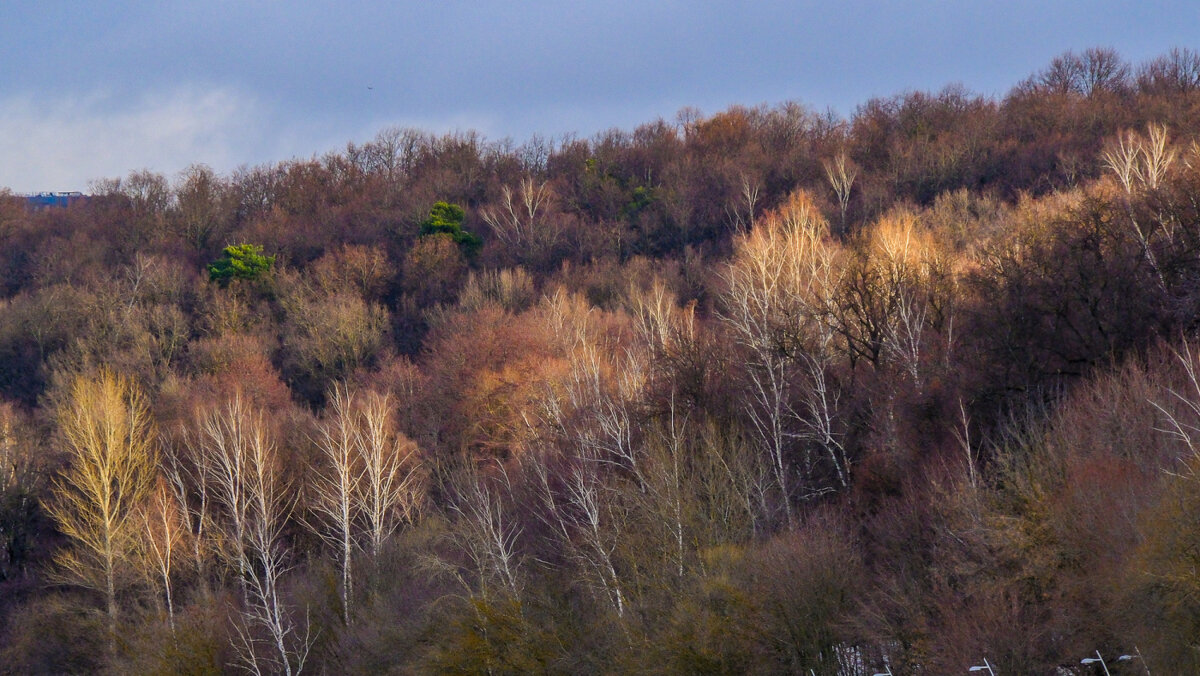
2, 47, 1200, 673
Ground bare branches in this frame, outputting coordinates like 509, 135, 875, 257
1103, 129, 1141, 196
1152, 341, 1200, 462
718, 190, 844, 522
357, 390, 424, 555
1102, 123, 1178, 293
872, 212, 939, 389
445, 461, 524, 601
199, 395, 308, 676
1141, 123, 1177, 191
49, 371, 156, 654
138, 476, 188, 634
953, 399, 979, 490
310, 385, 425, 625
725, 173, 762, 232
310, 384, 360, 626
162, 429, 214, 598
523, 446, 628, 622
1103, 123, 1177, 195
480, 177, 560, 252
824, 152, 859, 233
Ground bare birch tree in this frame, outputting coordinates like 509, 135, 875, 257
872, 213, 937, 389
1102, 123, 1178, 292
643, 397, 691, 579
162, 430, 214, 598
824, 152, 859, 234
356, 389, 424, 556
524, 446, 628, 623
444, 461, 523, 601
719, 190, 844, 522
139, 475, 188, 634
480, 177, 560, 254
725, 173, 762, 232
309, 385, 424, 626
49, 370, 156, 655
310, 384, 360, 626
200, 395, 309, 676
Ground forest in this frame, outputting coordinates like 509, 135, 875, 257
2, 46, 1200, 674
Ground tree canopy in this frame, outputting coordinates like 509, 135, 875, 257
207, 243, 275, 287
419, 201, 482, 257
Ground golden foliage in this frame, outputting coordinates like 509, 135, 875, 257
49, 370, 157, 643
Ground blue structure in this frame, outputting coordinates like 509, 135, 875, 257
25, 191, 87, 209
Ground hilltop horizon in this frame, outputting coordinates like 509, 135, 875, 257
3, 0, 1197, 191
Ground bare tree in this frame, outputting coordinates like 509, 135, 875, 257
644, 396, 692, 579
310, 384, 360, 626
444, 461, 523, 601
1152, 341, 1200, 458
1039, 51, 1088, 95
309, 385, 425, 626
872, 214, 935, 389
741, 174, 762, 228
173, 163, 231, 253
693, 418, 764, 540
626, 280, 773, 538
725, 173, 762, 232
0, 405, 18, 498
199, 400, 252, 597
1138, 47, 1200, 95
1140, 122, 1177, 191
1079, 47, 1131, 97
794, 351, 849, 490
560, 339, 647, 489
1034, 48, 1129, 97
139, 476, 188, 634
200, 396, 309, 676
480, 177, 560, 254
361, 126, 427, 183
824, 152, 859, 234
49, 371, 156, 655
162, 429, 214, 598
1102, 123, 1178, 292
1103, 124, 1177, 194
953, 399, 979, 490
718, 190, 844, 522
524, 446, 628, 623
356, 389, 424, 556
562, 454, 627, 620
1103, 128, 1142, 195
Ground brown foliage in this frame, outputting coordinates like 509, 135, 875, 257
9, 45, 1200, 673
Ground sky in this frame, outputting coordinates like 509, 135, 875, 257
1, 1, 1198, 193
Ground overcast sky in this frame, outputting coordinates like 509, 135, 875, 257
2, 1, 1197, 193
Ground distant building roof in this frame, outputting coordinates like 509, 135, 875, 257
24, 192, 88, 209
